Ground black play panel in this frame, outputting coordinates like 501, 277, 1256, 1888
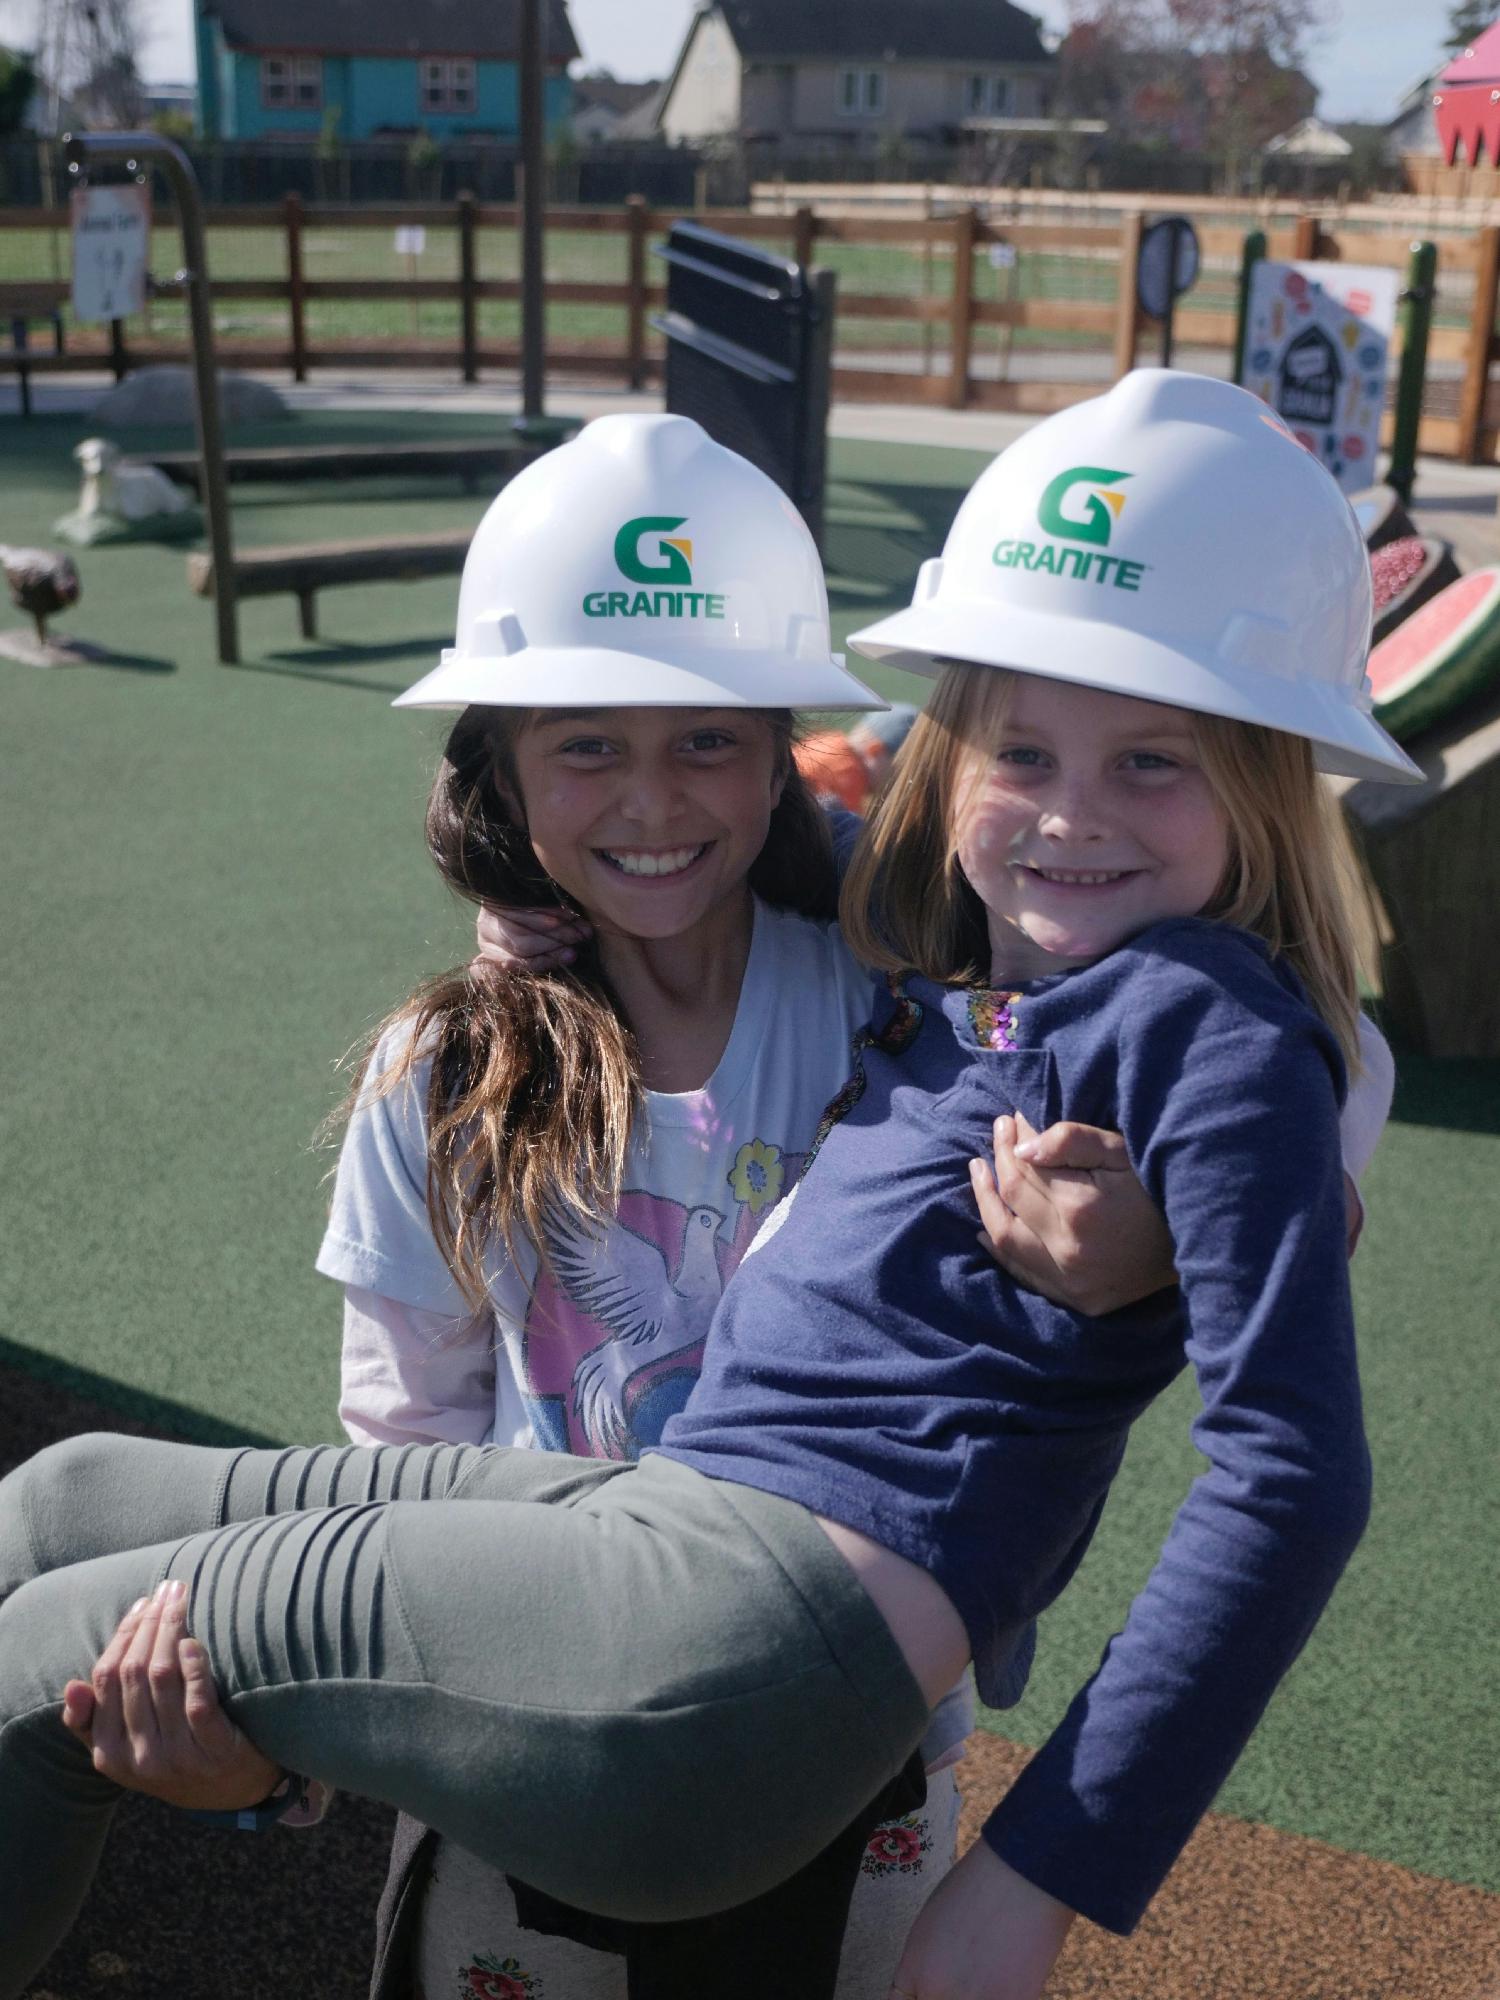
655, 219, 836, 548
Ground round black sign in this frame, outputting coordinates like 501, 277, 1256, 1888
1136, 217, 1201, 319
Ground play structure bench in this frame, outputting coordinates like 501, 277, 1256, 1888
188, 530, 471, 639
150, 437, 554, 492
0, 282, 68, 419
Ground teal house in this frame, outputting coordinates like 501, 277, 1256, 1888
194, 0, 578, 140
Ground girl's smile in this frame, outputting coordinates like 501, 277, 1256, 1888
957, 676, 1231, 985
509, 707, 784, 945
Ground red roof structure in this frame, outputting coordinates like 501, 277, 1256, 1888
1434, 20, 1500, 165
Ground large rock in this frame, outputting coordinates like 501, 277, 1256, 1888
89, 367, 290, 427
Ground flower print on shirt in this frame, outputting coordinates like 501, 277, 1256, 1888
861, 1811, 934, 1879
521, 1149, 807, 1462
459, 1952, 540, 1999
728, 1138, 785, 1215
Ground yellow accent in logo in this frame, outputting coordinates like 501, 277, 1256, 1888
664, 536, 693, 566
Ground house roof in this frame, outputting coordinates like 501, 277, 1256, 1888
1434, 20, 1500, 163
203, 0, 581, 63
1439, 20, 1500, 86
573, 76, 662, 117
711, 0, 1050, 65
1263, 115, 1352, 157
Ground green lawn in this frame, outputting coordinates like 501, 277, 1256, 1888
1, 409, 1495, 1907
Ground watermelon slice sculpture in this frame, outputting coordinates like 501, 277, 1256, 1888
1366, 567, 1500, 741
1369, 537, 1462, 645
1350, 485, 1419, 552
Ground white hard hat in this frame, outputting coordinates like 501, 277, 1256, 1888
849, 369, 1421, 784
394, 413, 883, 713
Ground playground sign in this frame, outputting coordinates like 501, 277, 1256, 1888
1240, 260, 1399, 490
70, 183, 151, 323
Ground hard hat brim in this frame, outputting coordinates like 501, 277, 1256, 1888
849, 597, 1423, 786
393, 645, 887, 714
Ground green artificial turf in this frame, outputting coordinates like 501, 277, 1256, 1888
2, 411, 1496, 1904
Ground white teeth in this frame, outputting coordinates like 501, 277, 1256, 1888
603, 845, 706, 878
1033, 868, 1127, 885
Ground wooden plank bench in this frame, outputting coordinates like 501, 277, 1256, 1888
1339, 673, 1500, 1057
0, 282, 68, 419
188, 529, 471, 640
150, 436, 553, 493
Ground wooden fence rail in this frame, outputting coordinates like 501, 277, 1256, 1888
4, 197, 1499, 461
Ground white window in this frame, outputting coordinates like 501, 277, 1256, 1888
262, 55, 322, 111
419, 57, 478, 115
967, 74, 1011, 116
838, 66, 886, 116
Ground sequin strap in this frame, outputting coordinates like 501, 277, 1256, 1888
967, 989, 1023, 1052
805, 973, 925, 1170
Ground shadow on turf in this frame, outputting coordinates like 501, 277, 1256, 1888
265, 636, 452, 670
86, 649, 177, 676
225, 655, 429, 697
0, 1337, 281, 1448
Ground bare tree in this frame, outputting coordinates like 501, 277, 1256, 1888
1445, 1, 1497, 54
1060, 0, 1326, 184
35, 0, 145, 130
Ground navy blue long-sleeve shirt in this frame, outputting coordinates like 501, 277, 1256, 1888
655, 918, 1372, 1933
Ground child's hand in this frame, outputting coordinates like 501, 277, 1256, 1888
970, 1112, 1176, 1317
61, 1581, 285, 1812
473, 903, 591, 974
888, 1840, 1074, 1999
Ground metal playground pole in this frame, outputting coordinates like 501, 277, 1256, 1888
63, 130, 238, 664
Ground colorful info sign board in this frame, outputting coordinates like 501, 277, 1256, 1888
1240, 260, 1399, 491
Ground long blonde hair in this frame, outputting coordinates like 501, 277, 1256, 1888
841, 664, 1363, 1070
348, 704, 837, 1306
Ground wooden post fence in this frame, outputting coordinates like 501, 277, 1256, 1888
793, 204, 817, 275
1458, 222, 1500, 464
948, 205, 977, 410
1112, 210, 1144, 379
5, 194, 1494, 456
457, 191, 478, 385
284, 192, 307, 383
625, 194, 650, 392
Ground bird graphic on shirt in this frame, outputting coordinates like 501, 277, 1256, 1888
550, 1204, 726, 1458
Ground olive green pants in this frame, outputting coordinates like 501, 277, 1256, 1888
0, 1434, 928, 2000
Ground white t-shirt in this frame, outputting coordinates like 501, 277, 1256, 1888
318, 897, 873, 1464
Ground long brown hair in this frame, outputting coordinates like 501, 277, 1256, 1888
841, 663, 1363, 1070
356, 705, 836, 1305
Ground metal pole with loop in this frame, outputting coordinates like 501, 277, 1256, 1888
63, 130, 238, 664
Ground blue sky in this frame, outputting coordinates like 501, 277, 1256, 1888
0, 0, 1455, 124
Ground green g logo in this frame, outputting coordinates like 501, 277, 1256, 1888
1037, 468, 1131, 547
615, 516, 694, 584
